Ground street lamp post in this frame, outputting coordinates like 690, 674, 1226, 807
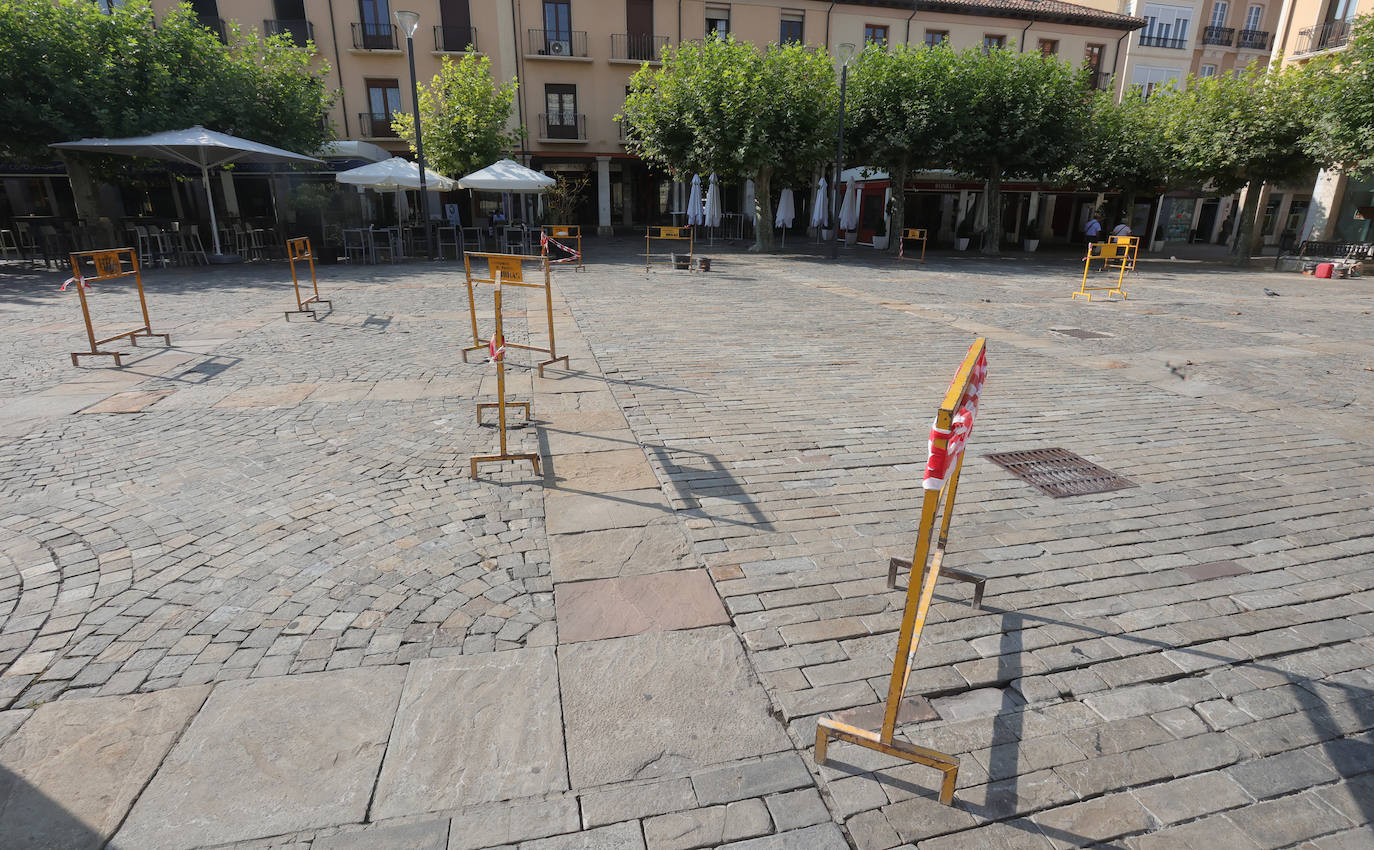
395, 9, 431, 259
830, 43, 856, 261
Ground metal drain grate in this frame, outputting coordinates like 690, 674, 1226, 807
1049, 328, 1112, 339
985, 448, 1136, 498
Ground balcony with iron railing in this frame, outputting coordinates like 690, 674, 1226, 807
264, 19, 314, 47
1087, 70, 1114, 91
198, 15, 227, 43
538, 112, 587, 142
1202, 26, 1234, 45
610, 33, 669, 62
352, 22, 399, 51
1236, 29, 1270, 49
433, 25, 477, 52
1295, 20, 1352, 54
526, 29, 589, 58
359, 113, 399, 138
1139, 32, 1189, 48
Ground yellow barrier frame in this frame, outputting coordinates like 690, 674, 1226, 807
645, 226, 694, 271
284, 236, 332, 320
541, 225, 585, 271
815, 338, 989, 806
66, 248, 171, 367
470, 276, 540, 478
1073, 242, 1130, 301
898, 228, 928, 263
461, 251, 569, 377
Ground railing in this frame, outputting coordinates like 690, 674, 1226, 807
1296, 240, 1373, 259
1087, 70, 1113, 91
198, 15, 227, 43
359, 113, 399, 138
611, 33, 669, 61
264, 19, 314, 47
352, 22, 398, 50
433, 25, 477, 52
527, 28, 589, 57
1237, 28, 1270, 49
1202, 26, 1234, 45
1295, 20, 1352, 54
1139, 32, 1189, 48
539, 112, 586, 141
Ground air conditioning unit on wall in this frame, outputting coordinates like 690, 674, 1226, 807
549, 39, 570, 55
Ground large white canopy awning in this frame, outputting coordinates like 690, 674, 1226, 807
457, 158, 555, 193
335, 157, 457, 191
319, 140, 392, 163
51, 125, 322, 258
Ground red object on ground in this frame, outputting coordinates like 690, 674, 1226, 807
1315, 263, 1334, 279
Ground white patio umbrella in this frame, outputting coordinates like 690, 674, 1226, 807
775, 188, 795, 248
457, 158, 554, 192
809, 177, 829, 229
336, 157, 457, 192
686, 174, 704, 226
52, 125, 321, 258
705, 173, 722, 228
839, 180, 861, 232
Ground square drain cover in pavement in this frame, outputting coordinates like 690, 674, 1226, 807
1049, 328, 1112, 339
985, 448, 1136, 498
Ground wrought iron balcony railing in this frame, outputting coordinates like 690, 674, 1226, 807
1295, 20, 1351, 54
611, 33, 668, 61
1202, 26, 1233, 45
352, 22, 398, 50
1237, 29, 1270, 49
527, 28, 589, 57
264, 19, 314, 47
539, 112, 587, 141
434, 25, 477, 52
1139, 32, 1189, 48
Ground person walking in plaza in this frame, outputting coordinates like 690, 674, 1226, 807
1084, 212, 1102, 249
1112, 219, 1132, 238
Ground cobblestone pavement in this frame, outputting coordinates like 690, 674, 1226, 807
0, 242, 1371, 849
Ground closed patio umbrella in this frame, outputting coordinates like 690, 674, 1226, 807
687, 174, 704, 226
839, 180, 860, 232
705, 173, 722, 228
775, 188, 795, 247
809, 177, 829, 230
52, 125, 321, 259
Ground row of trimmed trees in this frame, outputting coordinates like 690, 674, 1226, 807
618, 25, 1374, 263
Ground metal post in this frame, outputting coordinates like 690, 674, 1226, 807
403, 25, 432, 259
830, 62, 849, 261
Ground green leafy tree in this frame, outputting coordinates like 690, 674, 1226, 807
0, 0, 334, 162
1158, 61, 1317, 265
620, 36, 837, 251
845, 43, 961, 254
1061, 87, 1174, 226
942, 45, 1089, 255
393, 52, 520, 178
1306, 15, 1374, 177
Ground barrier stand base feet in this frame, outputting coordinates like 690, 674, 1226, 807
886, 557, 986, 606
285, 297, 331, 321
477, 400, 531, 425
469, 453, 541, 478
814, 717, 959, 805
537, 355, 570, 377
70, 331, 172, 368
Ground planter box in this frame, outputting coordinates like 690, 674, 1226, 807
1024, 239, 1039, 252
873, 235, 889, 250
957, 237, 970, 251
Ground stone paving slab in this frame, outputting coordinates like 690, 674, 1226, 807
555, 569, 728, 643
372, 648, 567, 819
114, 668, 405, 849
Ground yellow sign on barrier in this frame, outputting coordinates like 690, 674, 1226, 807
284, 236, 331, 320
1073, 241, 1130, 301
815, 339, 989, 806
461, 251, 569, 376
899, 228, 927, 263
65, 247, 172, 367
645, 226, 694, 271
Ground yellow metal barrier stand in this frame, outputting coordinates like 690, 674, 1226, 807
815, 339, 989, 806
470, 274, 540, 478
67, 248, 172, 367
898, 228, 927, 263
541, 225, 585, 271
284, 236, 332, 320
460, 251, 569, 376
645, 226, 694, 271
1072, 242, 1129, 302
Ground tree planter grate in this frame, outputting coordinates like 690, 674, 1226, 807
985, 448, 1136, 498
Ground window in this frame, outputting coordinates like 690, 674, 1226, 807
1084, 43, 1104, 70
1199, 63, 1217, 76
983, 34, 1006, 51
1209, 1, 1228, 26
543, 0, 571, 39
780, 11, 803, 44
545, 83, 578, 139
358, 0, 392, 45
923, 29, 949, 48
705, 4, 729, 37
365, 78, 402, 135
1131, 65, 1180, 96
1243, 4, 1262, 29
1037, 38, 1059, 56
864, 24, 888, 46
1141, 3, 1193, 46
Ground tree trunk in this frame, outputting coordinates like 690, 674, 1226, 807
981, 172, 1002, 255
751, 166, 774, 252
886, 165, 908, 256
60, 152, 105, 223
1231, 180, 1263, 267
1119, 189, 1137, 231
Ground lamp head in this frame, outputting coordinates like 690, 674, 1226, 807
394, 10, 420, 37
838, 42, 857, 65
